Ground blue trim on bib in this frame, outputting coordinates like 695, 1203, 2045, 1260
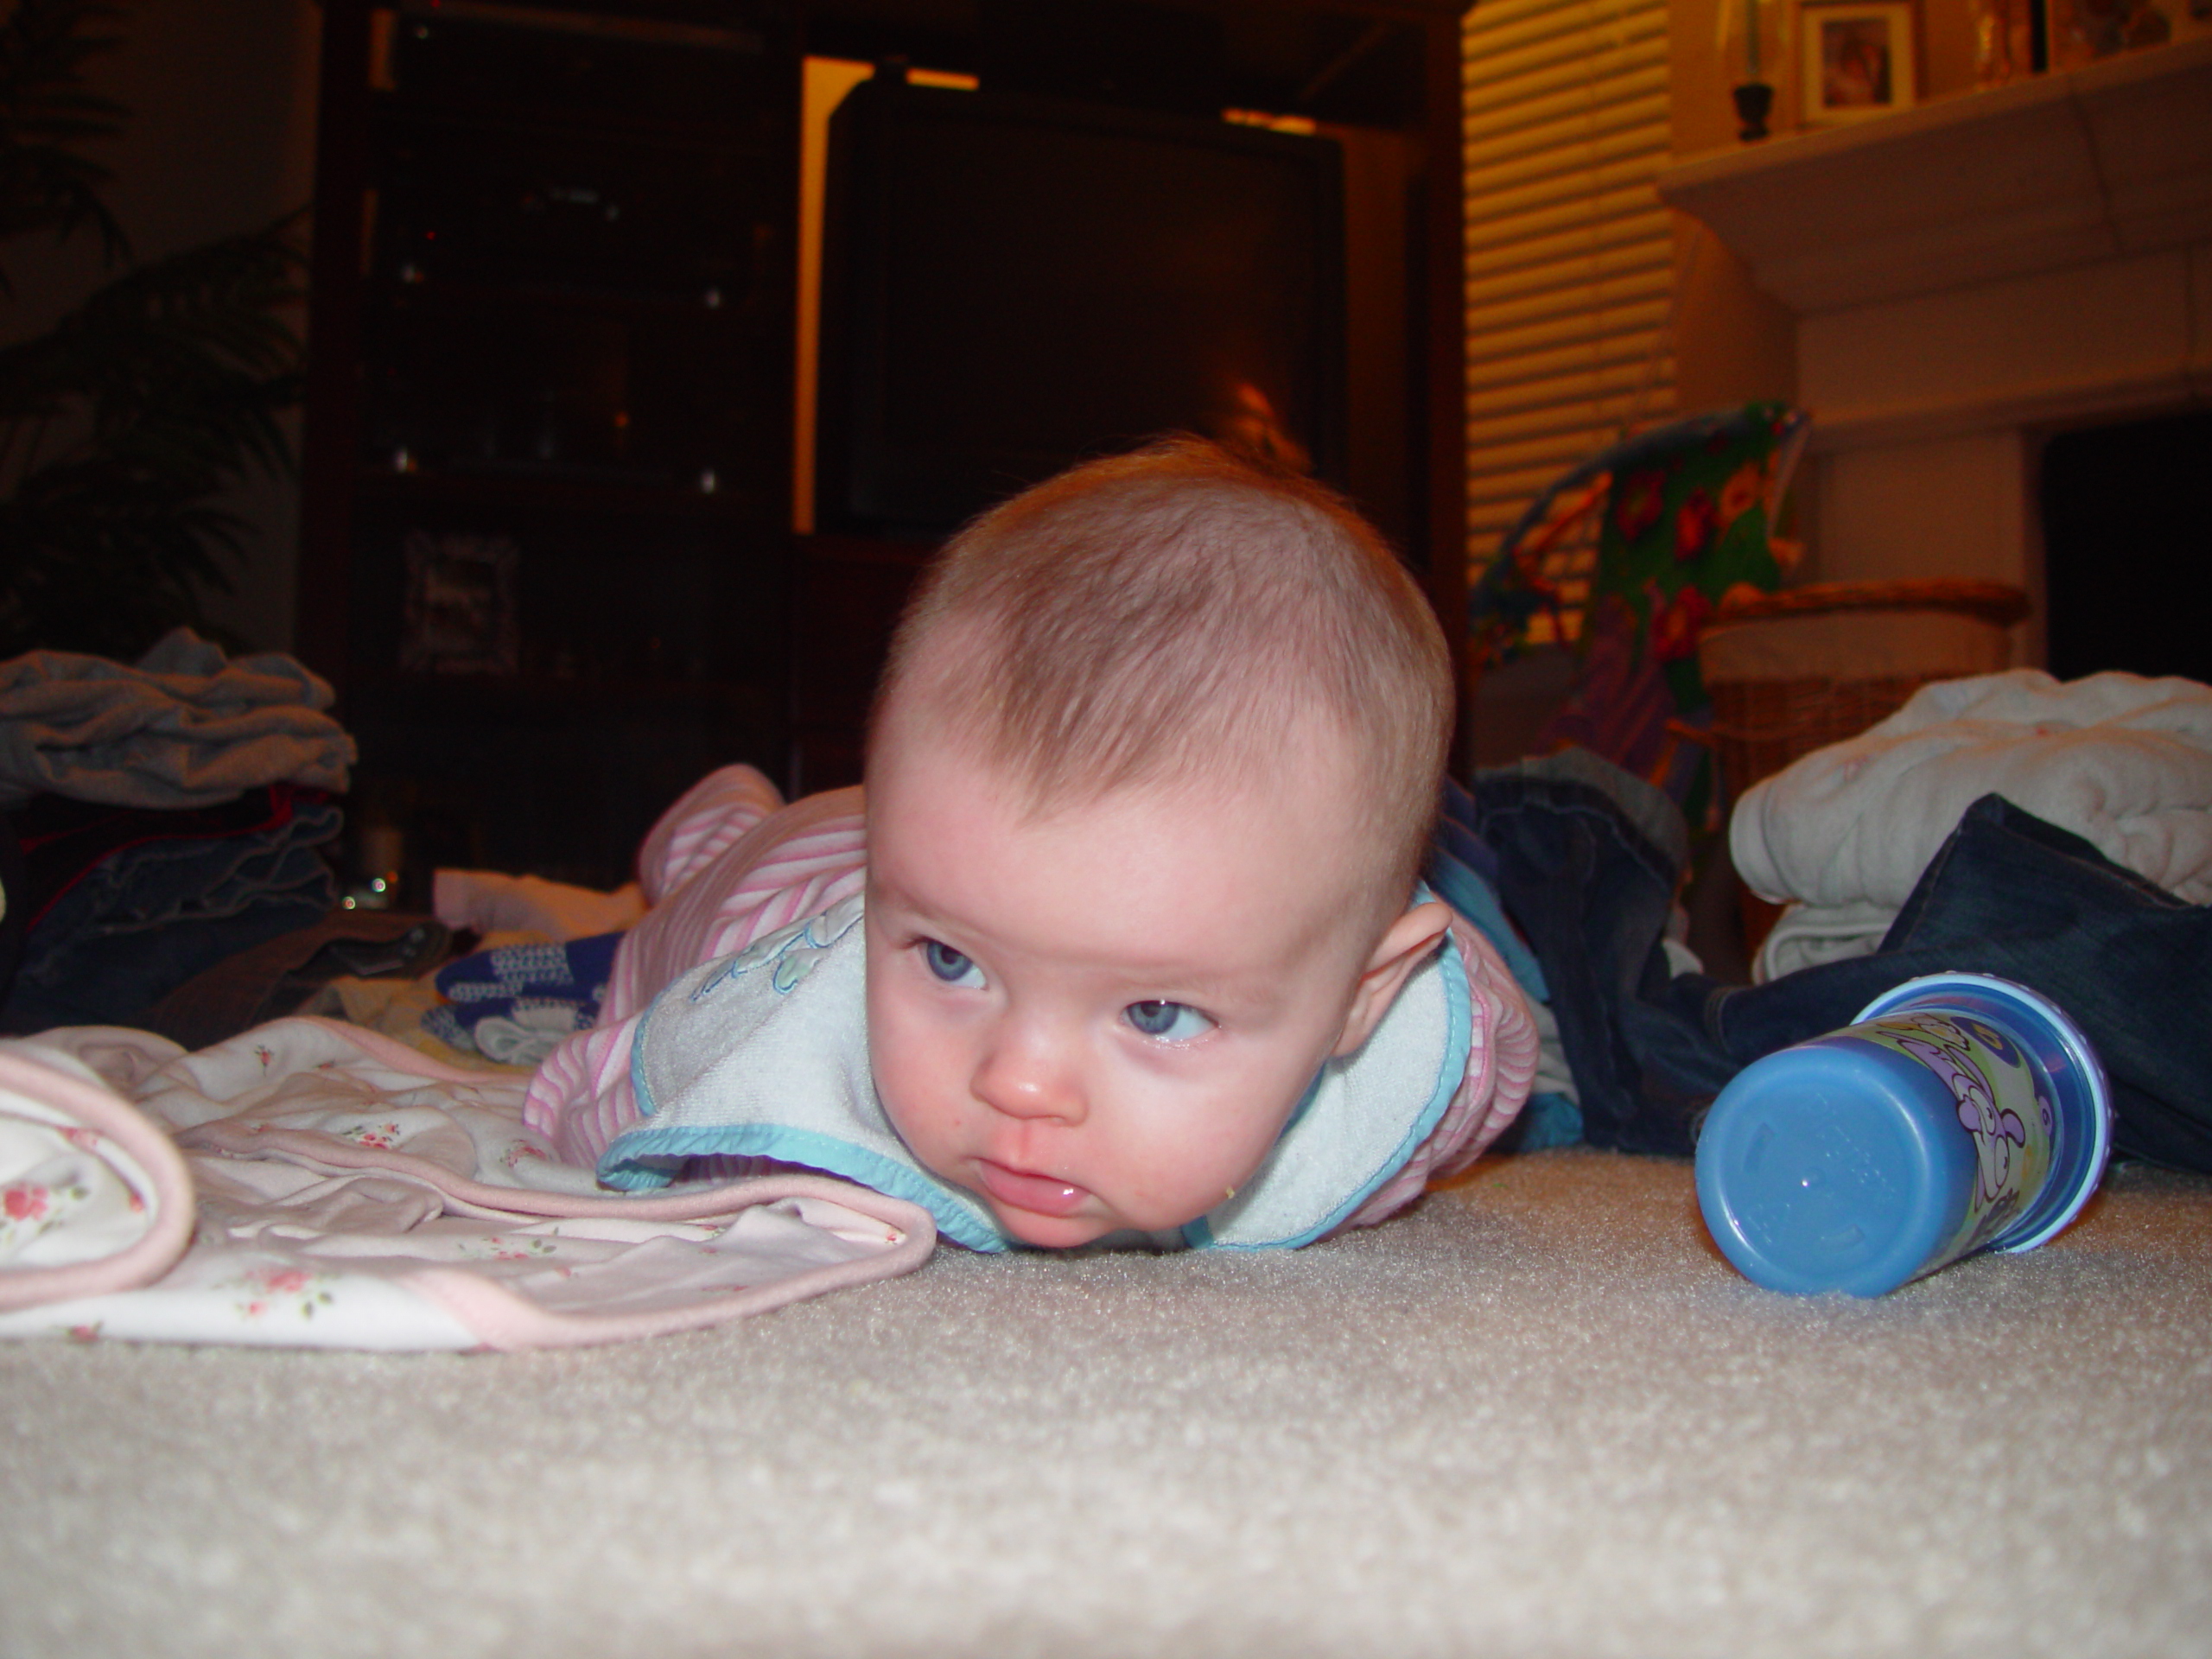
607, 962, 1011, 1253
599, 1122, 1012, 1252
629, 989, 662, 1119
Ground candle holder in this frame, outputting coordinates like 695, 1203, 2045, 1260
1732, 79, 1775, 140
1725, 0, 1777, 141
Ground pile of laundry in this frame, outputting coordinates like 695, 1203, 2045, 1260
1732, 671, 2212, 981
0, 629, 359, 1031
1469, 668, 2212, 1173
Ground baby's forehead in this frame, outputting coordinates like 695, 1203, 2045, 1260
895, 705, 1346, 817
875, 646, 1404, 877
887, 631, 1356, 767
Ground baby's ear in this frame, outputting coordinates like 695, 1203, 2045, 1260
1333, 899, 1453, 1058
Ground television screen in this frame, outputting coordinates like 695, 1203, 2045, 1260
817, 77, 1346, 535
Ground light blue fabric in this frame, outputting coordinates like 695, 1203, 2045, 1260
1511, 1090, 1586, 1151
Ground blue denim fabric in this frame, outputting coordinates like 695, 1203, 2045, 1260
1429, 779, 1547, 1000
1472, 759, 2212, 1173
3, 801, 340, 1028
1470, 753, 1731, 1155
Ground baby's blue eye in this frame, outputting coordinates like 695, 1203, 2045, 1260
1125, 1000, 1213, 1042
922, 939, 984, 988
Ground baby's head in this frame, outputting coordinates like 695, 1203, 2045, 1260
862, 438, 1455, 1246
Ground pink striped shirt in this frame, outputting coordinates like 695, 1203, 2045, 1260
524, 765, 1538, 1231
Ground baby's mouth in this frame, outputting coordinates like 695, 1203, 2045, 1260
974, 1160, 1092, 1217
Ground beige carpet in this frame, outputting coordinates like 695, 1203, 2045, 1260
4, 1147, 2208, 1658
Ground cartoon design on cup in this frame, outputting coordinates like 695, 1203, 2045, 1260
1885, 1016, 2027, 1208
1852, 1011, 2047, 1252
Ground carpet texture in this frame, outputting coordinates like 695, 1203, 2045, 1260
3, 1147, 2208, 1658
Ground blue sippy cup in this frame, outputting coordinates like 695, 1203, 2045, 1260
1694, 973, 2112, 1296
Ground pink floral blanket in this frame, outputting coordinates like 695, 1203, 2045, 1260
0, 1018, 934, 1350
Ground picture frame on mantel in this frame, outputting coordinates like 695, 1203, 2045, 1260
1797, 0, 1919, 123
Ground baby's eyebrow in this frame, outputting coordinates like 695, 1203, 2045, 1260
863, 879, 952, 931
1109, 964, 1274, 1013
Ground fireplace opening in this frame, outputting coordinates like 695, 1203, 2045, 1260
2040, 409, 2212, 686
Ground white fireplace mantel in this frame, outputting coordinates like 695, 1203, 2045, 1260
1654, 38, 2212, 637
1658, 38, 2212, 321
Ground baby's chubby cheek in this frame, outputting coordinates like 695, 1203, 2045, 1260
862, 979, 970, 1160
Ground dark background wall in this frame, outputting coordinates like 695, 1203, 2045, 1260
0, 0, 321, 652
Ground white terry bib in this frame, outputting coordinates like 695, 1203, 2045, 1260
598, 893, 1471, 1253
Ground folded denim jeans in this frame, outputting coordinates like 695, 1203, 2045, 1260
1470, 754, 1724, 1156
1472, 754, 2212, 1173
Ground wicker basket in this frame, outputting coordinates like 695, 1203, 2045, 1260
1696, 579, 2032, 957
1705, 675, 1922, 802
1698, 579, 2032, 803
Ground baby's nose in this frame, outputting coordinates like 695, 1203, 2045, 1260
969, 1023, 1086, 1123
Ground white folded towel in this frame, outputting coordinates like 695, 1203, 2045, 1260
1732, 670, 2212, 912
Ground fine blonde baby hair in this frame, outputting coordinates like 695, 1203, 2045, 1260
870, 435, 1454, 903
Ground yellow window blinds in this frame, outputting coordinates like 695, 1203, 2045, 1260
1463, 0, 1675, 633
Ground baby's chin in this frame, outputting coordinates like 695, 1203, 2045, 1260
931, 1154, 1212, 1249
977, 1189, 1213, 1250
986, 1203, 1121, 1249
963, 1171, 1183, 1249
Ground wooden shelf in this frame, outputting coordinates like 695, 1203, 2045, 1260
371, 94, 780, 155
353, 466, 782, 519
367, 274, 765, 325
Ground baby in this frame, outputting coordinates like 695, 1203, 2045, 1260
523, 438, 1535, 1249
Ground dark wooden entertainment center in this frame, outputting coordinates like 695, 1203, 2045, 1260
296, 0, 1471, 890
